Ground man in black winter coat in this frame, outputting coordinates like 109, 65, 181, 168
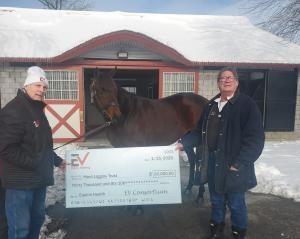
0, 66, 66, 239
176, 67, 265, 239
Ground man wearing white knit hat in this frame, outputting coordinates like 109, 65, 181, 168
0, 66, 65, 239
23, 66, 49, 101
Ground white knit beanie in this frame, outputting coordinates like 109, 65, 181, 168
24, 66, 49, 87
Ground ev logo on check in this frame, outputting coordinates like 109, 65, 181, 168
71, 152, 90, 167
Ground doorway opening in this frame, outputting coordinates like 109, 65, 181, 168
84, 68, 159, 131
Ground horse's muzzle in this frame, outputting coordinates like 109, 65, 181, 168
105, 105, 122, 123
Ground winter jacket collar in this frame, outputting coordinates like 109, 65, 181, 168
17, 89, 47, 109
210, 91, 240, 105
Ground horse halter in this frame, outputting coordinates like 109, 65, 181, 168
90, 79, 120, 124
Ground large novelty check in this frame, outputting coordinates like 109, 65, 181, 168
65, 146, 181, 208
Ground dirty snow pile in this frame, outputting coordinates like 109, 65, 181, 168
40, 144, 82, 239
251, 140, 300, 202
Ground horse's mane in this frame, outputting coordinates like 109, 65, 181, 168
116, 86, 138, 115
117, 86, 207, 106
117, 86, 135, 98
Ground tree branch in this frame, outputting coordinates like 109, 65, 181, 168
37, 0, 92, 10
244, 0, 300, 43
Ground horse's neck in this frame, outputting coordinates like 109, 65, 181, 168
117, 87, 138, 114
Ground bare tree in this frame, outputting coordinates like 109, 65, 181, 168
245, 0, 300, 43
37, 0, 92, 10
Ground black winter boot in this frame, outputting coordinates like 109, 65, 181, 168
231, 226, 247, 239
206, 221, 225, 239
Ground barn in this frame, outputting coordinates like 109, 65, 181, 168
1, 7, 300, 143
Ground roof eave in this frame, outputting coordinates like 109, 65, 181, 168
193, 61, 300, 69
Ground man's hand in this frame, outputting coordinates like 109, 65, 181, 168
58, 160, 67, 172
175, 143, 186, 161
175, 143, 184, 151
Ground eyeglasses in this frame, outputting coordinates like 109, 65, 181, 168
218, 76, 236, 82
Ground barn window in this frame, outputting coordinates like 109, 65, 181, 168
44, 71, 78, 100
122, 86, 136, 94
238, 69, 297, 131
163, 72, 195, 97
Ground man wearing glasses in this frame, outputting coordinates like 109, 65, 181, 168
176, 67, 265, 239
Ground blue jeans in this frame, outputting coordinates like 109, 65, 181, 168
5, 187, 46, 239
0, 179, 8, 239
208, 152, 247, 229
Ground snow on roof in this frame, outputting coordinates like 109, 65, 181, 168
1, 7, 300, 64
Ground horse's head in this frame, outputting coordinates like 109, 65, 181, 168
90, 69, 122, 123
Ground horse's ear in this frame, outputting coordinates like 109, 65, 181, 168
108, 67, 117, 78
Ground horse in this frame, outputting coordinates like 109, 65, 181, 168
90, 70, 208, 205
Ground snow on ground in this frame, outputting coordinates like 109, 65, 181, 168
42, 140, 300, 238
251, 140, 300, 202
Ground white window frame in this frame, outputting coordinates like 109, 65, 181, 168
163, 72, 195, 97
45, 70, 79, 100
